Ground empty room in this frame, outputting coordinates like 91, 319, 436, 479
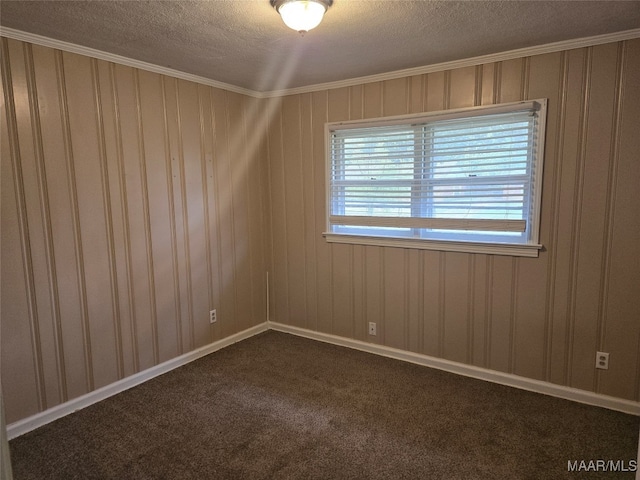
1, 1, 640, 478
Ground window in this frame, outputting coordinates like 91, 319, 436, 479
325, 100, 547, 257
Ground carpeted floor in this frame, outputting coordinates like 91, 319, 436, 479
9, 331, 640, 479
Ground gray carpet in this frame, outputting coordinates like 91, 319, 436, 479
9, 331, 639, 479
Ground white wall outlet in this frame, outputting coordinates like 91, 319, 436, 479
368, 322, 377, 336
595, 351, 609, 370
210, 309, 217, 324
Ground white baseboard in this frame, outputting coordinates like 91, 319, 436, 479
8, 319, 639, 441
7, 322, 268, 440
268, 321, 640, 417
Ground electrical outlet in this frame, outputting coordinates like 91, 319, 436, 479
595, 351, 609, 370
210, 309, 217, 324
368, 322, 377, 336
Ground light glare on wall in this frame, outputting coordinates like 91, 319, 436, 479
270, 0, 333, 33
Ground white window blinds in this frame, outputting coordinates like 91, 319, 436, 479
327, 100, 547, 248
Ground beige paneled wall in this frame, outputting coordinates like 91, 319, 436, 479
267, 40, 640, 402
2, 35, 639, 427
1, 38, 270, 424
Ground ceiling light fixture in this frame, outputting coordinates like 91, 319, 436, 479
270, 0, 333, 33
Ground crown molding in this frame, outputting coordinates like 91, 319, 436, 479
0, 26, 259, 98
2, 26, 639, 99
263, 28, 640, 98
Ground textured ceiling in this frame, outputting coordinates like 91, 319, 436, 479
1, 1, 639, 93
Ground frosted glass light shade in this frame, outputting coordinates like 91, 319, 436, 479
272, 0, 331, 33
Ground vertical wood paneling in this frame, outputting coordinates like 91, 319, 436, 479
408, 75, 425, 114
331, 244, 353, 339
512, 250, 547, 381
102, 61, 136, 378
198, 84, 219, 342
325, 87, 350, 335
545, 48, 587, 386
63, 51, 119, 389
448, 66, 476, 109
4, 37, 640, 427
382, 77, 408, 116
511, 53, 561, 381
437, 254, 446, 357
282, 95, 306, 327
161, 77, 187, 356
383, 248, 406, 350
266, 97, 288, 327
601, 39, 640, 401
407, 249, 422, 353
2, 40, 272, 424
25, 43, 70, 403
7, 40, 61, 409
327, 88, 350, 124
300, 93, 318, 331
32, 45, 91, 394
311, 91, 330, 333
115, 64, 150, 372
499, 58, 525, 102
1, 108, 42, 416
592, 44, 624, 394
209, 89, 235, 339
349, 84, 363, 119
572, 44, 619, 392
177, 78, 207, 348
91, 58, 124, 380
260, 100, 272, 327
425, 71, 445, 112
365, 247, 383, 345
471, 255, 488, 367
309, 42, 640, 399
138, 70, 177, 364
210, 89, 238, 338
1, 38, 44, 419
244, 96, 267, 331
565, 48, 592, 388
466, 257, 475, 362
422, 251, 441, 357
488, 256, 513, 373
545, 51, 570, 386
481, 64, 496, 105
484, 257, 494, 368
55, 51, 95, 393
363, 82, 382, 119
442, 253, 469, 363
226, 92, 253, 331
525, 52, 562, 382
132, 68, 160, 369
352, 246, 366, 342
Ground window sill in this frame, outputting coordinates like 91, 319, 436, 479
323, 233, 543, 257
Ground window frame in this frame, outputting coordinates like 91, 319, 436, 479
324, 99, 548, 257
